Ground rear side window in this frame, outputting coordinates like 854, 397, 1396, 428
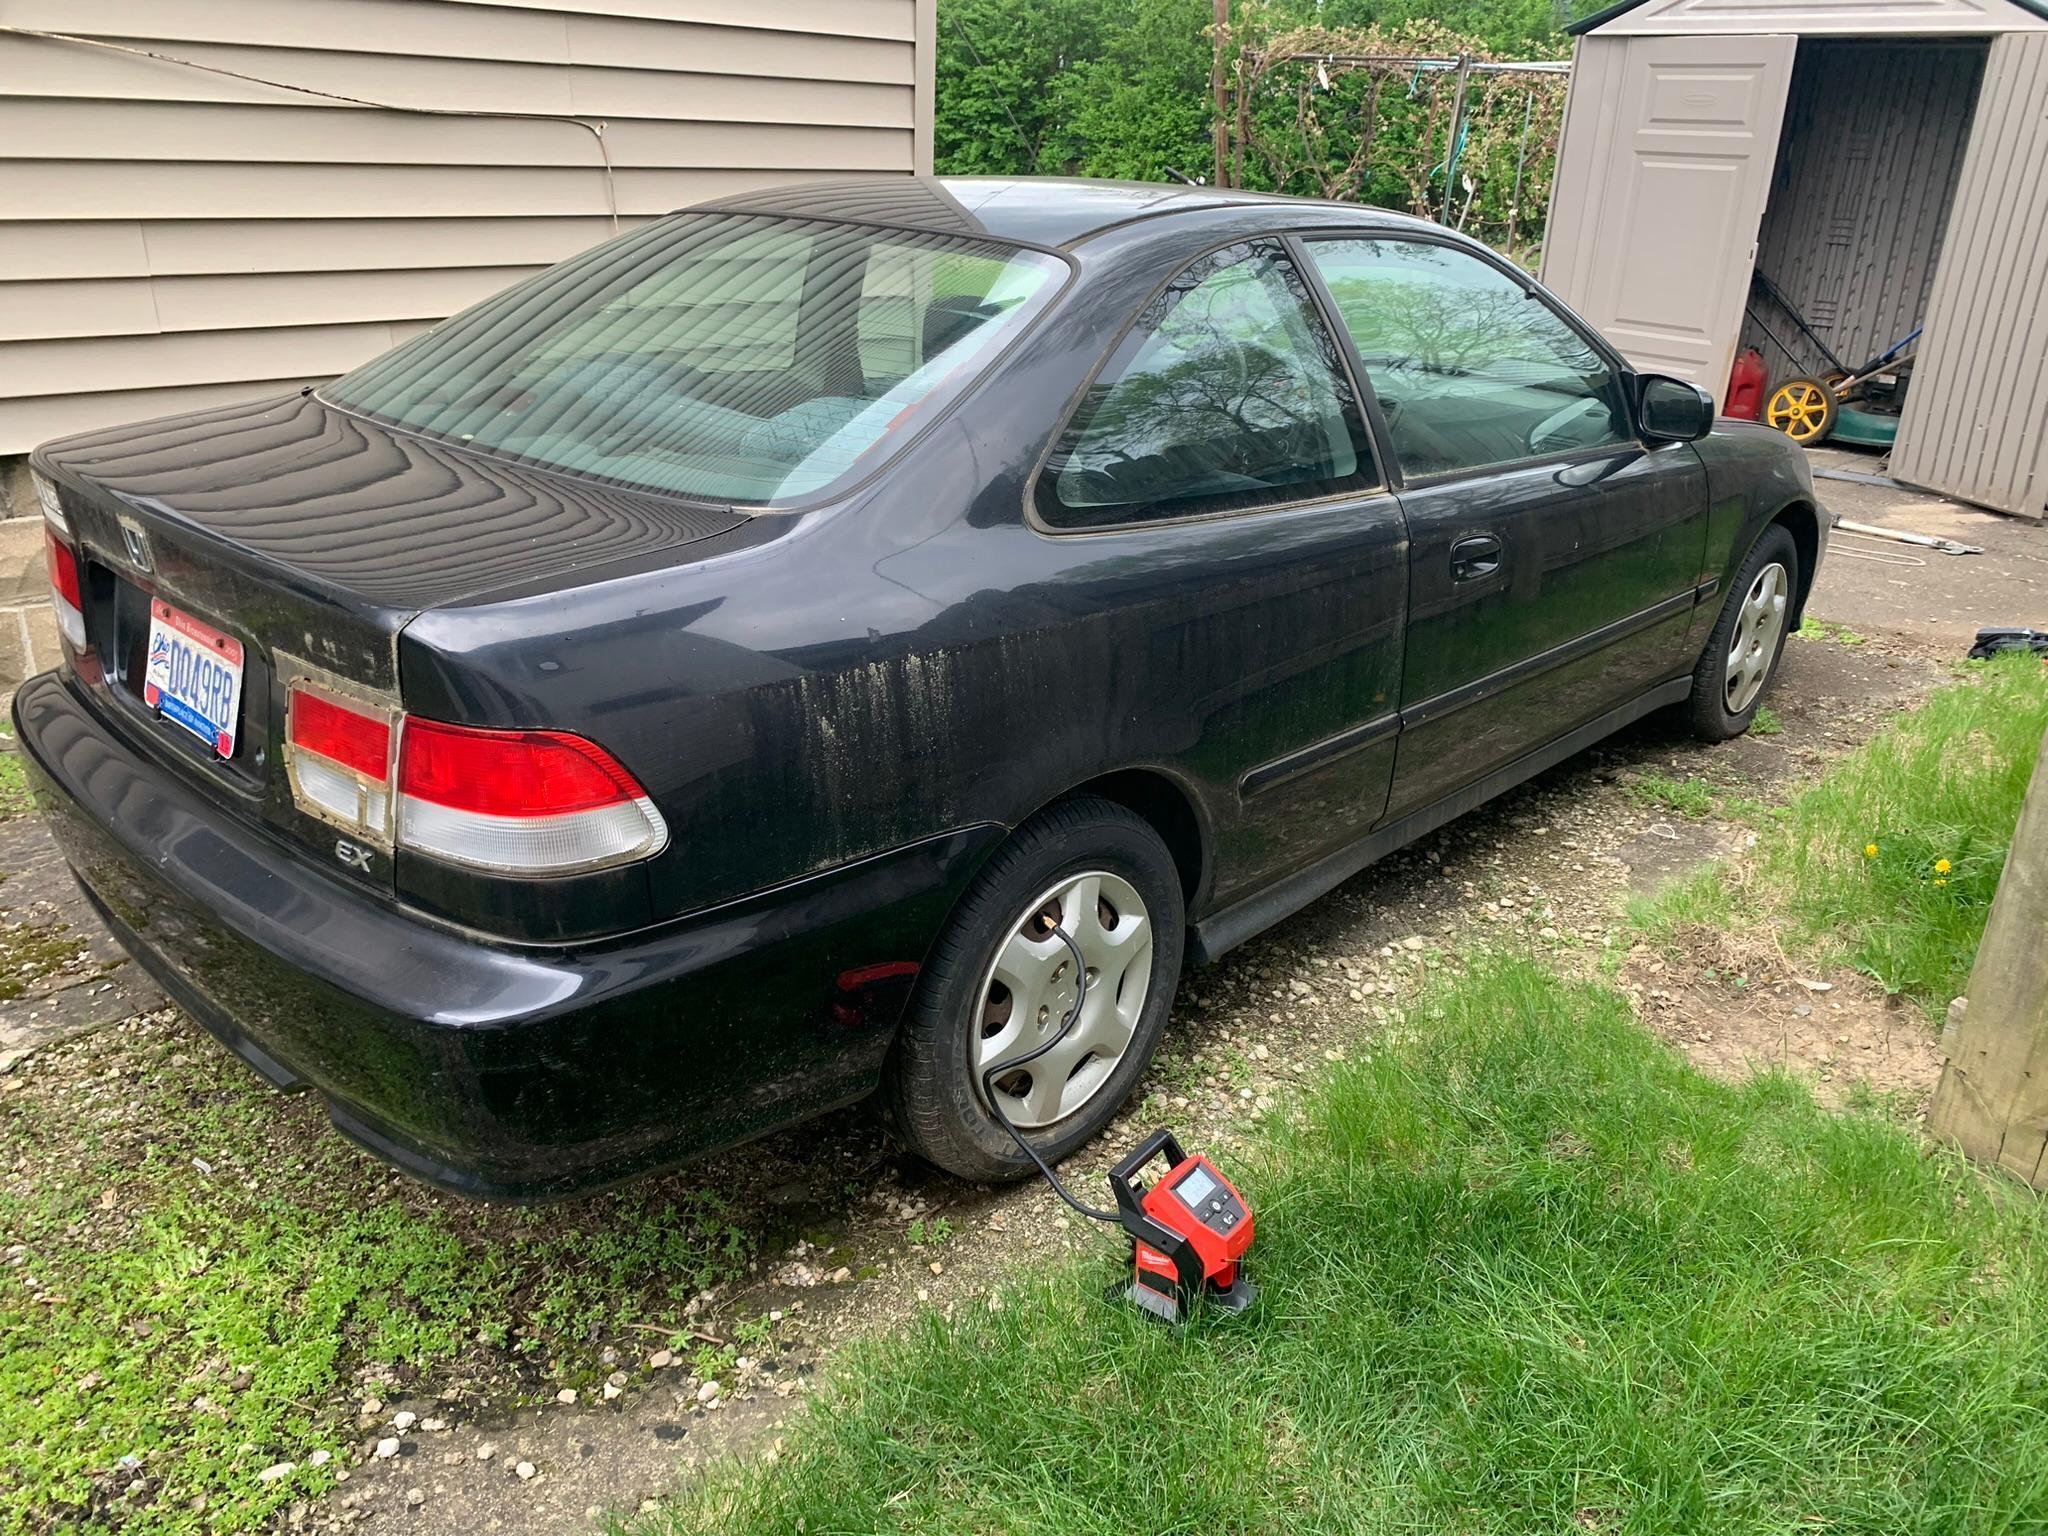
1036, 241, 1379, 530
322, 213, 1064, 506
1302, 237, 1632, 479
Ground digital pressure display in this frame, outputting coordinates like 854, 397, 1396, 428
1174, 1166, 1218, 1208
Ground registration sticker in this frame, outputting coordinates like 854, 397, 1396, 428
143, 599, 245, 757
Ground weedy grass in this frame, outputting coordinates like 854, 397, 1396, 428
0, 734, 30, 819
1627, 771, 1719, 818
1796, 617, 1868, 646
1634, 652, 2048, 1013
0, 1020, 756, 1534
640, 955, 2048, 1535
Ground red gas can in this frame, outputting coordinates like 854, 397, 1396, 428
1725, 347, 1768, 420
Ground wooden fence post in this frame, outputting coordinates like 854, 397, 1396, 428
1929, 721, 2048, 1187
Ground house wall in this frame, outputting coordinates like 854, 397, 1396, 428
0, 0, 933, 683
1892, 30, 2048, 518
1739, 40, 1985, 384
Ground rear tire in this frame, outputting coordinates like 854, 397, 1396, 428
884, 796, 1184, 1183
1688, 523, 1799, 743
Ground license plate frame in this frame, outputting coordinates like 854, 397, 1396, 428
143, 598, 245, 758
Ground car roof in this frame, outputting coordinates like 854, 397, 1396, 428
696, 175, 1433, 250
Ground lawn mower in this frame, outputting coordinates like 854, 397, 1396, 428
1747, 269, 1920, 448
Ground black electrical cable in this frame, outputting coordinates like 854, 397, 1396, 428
979, 924, 1121, 1226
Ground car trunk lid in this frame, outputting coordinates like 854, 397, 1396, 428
36, 390, 748, 894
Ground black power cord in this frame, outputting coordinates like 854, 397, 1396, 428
979, 924, 1121, 1225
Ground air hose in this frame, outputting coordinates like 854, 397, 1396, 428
978, 924, 1121, 1225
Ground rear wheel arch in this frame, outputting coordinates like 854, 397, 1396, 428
1768, 498, 1823, 626
1042, 768, 1209, 915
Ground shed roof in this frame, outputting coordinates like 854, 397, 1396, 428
1569, 0, 2048, 36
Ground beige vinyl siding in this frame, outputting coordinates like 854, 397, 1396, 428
0, 0, 935, 453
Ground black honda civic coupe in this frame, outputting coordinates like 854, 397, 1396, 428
17, 177, 1823, 1198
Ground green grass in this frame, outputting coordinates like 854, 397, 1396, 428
1796, 617, 1868, 646
1750, 704, 1783, 736
1636, 652, 2048, 1013
0, 728, 30, 819
1, 1020, 758, 1534
1627, 771, 1719, 818
641, 956, 2048, 1536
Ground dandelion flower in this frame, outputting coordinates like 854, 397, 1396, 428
1935, 858, 1952, 875
1864, 843, 1879, 859
1935, 878, 1949, 888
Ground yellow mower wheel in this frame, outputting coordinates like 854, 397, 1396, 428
1765, 376, 1836, 445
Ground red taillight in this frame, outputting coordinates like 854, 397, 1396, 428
279, 687, 667, 876
397, 720, 642, 817
289, 688, 391, 781
44, 529, 86, 652
45, 532, 80, 608
284, 684, 396, 843
395, 719, 667, 875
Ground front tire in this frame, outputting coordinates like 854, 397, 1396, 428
884, 796, 1184, 1182
1688, 523, 1799, 742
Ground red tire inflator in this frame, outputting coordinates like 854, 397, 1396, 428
980, 925, 1256, 1325
1105, 1129, 1256, 1323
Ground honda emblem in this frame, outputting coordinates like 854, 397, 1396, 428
119, 521, 153, 572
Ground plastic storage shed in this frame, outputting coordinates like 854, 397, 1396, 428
1541, 0, 2048, 518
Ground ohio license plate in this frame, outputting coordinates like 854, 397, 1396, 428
143, 599, 244, 757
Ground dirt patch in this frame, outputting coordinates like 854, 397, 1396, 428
1619, 926, 1945, 1114
1804, 446, 2048, 653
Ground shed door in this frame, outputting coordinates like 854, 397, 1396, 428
1891, 33, 2048, 519
1542, 34, 1796, 396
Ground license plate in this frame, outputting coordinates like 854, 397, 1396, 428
143, 599, 245, 757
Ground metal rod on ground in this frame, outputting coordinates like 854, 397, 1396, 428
1833, 517, 1983, 556
1930, 719, 2048, 1189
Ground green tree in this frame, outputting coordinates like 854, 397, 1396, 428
934, 0, 1596, 214
1039, 0, 1216, 182
934, 0, 1108, 174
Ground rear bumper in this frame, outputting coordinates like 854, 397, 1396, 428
15, 670, 998, 1199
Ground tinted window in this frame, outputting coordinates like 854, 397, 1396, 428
1303, 238, 1632, 478
323, 213, 1063, 505
1037, 241, 1377, 529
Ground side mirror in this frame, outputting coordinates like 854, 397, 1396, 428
1637, 375, 1716, 443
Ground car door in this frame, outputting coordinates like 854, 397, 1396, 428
1298, 235, 1710, 820
1031, 238, 1409, 903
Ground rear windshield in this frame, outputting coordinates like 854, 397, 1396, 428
322, 213, 1065, 506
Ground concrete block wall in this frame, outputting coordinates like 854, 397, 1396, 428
0, 457, 64, 693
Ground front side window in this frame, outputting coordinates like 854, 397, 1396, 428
1303, 238, 1632, 479
1036, 241, 1378, 530
322, 213, 1064, 505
